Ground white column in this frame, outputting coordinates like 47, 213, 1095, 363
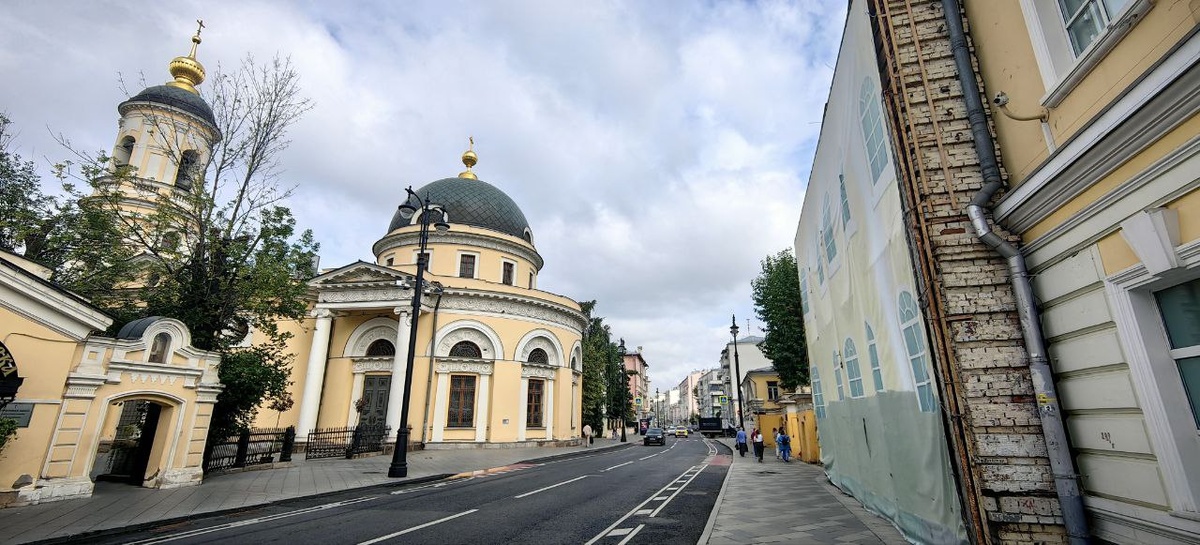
517, 377, 529, 441
431, 372, 449, 442
545, 379, 555, 440
297, 309, 334, 439
475, 374, 491, 442
385, 309, 411, 431
346, 373, 365, 427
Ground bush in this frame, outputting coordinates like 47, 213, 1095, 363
0, 417, 18, 455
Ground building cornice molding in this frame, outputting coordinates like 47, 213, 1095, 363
372, 230, 544, 271
438, 289, 586, 332
996, 35, 1200, 230
0, 262, 111, 339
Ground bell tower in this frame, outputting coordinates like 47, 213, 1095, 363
107, 20, 221, 206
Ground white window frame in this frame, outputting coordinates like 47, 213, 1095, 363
800, 269, 811, 317
866, 323, 884, 393
1017, 0, 1152, 107
500, 259, 517, 286
859, 77, 890, 186
839, 172, 858, 238
821, 194, 841, 278
899, 291, 936, 413
834, 352, 845, 402
412, 249, 433, 268
456, 251, 480, 279
1107, 243, 1200, 514
845, 338, 864, 399
812, 366, 826, 418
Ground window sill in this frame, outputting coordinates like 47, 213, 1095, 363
1040, 0, 1152, 108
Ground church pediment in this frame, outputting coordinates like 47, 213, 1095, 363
309, 261, 413, 289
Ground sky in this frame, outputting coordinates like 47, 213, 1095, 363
0, 0, 846, 392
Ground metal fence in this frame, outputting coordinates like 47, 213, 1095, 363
305, 424, 391, 460
204, 427, 293, 473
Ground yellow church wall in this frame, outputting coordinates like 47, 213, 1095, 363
1025, 113, 1200, 241
114, 110, 215, 187
965, 0, 1195, 186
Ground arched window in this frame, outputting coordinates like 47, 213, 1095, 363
821, 194, 838, 263
899, 291, 936, 412
450, 340, 482, 358
834, 351, 845, 401
839, 173, 852, 229
866, 323, 883, 393
860, 78, 889, 184
571, 356, 579, 371
812, 366, 826, 418
800, 269, 810, 315
113, 136, 135, 168
845, 338, 864, 398
527, 347, 549, 364
175, 150, 200, 192
148, 332, 171, 363
366, 339, 395, 357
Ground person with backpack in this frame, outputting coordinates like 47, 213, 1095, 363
779, 430, 792, 462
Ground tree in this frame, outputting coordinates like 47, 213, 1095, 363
579, 301, 608, 432
751, 248, 808, 390
48, 55, 317, 440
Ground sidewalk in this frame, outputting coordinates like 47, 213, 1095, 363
1, 438, 626, 544
700, 439, 910, 545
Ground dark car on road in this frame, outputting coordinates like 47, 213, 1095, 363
643, 427, 666, 446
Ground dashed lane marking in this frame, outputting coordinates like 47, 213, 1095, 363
356, 509, 478, 545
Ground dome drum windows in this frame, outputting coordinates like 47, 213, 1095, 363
174, 149, 200, 192
113, 136, 136, 169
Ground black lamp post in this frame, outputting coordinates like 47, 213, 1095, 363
388, 186, 449, 478
730, 314, 745, 430
617, 340, 627, 443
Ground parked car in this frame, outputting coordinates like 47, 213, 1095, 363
644, 428, 666, 446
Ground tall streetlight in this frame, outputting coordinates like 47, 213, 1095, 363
617, 339, 627, 443
388, 186, 450, 478
730, 314, 745, 430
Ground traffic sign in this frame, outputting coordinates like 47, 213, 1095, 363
634, 396, 642, 406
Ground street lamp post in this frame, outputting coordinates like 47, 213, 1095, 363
730, 314, 745, 430
388, 186, 449, 478
618, 340, 627, 443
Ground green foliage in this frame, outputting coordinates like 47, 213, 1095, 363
208, 341, 294, 438
579, 301, 633, 429
751, 248, 808, 390
0, 417, 17, 455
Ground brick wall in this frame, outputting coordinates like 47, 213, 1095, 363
870, 1, 1068, 543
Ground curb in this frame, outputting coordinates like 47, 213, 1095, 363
516, 441, 633, 465
25, 473, 453, 545
696, 439, 736, 545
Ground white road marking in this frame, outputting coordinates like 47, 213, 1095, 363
615, 524, 646, 545
608, 528, 633, 536
649, 465, 707, 518
513, 475, 590, 498
583, 465, 705, 545
124, 496, 377, 544
357, 509, 478, 545
602, 461, 634, 472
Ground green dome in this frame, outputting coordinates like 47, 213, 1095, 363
388, 177, 532, 242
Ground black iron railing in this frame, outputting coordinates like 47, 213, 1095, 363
204, 427, 293, 473
306, 424, 391, 460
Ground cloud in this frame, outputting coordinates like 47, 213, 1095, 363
0, 0, 844, 393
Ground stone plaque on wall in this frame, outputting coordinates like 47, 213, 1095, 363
0, 402, 34, 427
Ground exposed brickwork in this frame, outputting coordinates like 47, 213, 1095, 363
872, 0, 1067, 543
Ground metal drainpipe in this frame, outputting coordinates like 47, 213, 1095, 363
941, 0, 1090, 542
419, 287, 444, 444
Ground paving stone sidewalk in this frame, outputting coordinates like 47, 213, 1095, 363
700, 439, 910, 545
1, 438, 626, 544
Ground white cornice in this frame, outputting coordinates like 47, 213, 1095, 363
0, 262, 111, 339
372, 230, 544, 271
996, 34, 1200, 230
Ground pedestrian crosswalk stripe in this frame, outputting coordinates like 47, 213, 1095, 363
608, 528, 633, 536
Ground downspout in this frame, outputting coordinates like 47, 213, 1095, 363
941, 1, 1090, 543
419, 285, 444, 444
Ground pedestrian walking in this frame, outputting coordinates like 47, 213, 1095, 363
735, 427, 747, 457
751, 428, 765, 462
772, 428, 781, 459
583, 423, 593, 447
779, 430, 792, 462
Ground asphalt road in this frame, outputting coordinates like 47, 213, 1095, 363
85, 436, 730, 545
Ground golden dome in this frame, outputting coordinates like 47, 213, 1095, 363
166, 20, 207, 94
458, 136, 478, 179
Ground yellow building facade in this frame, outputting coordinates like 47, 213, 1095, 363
0, 252, 222, 506
964, 1, 1200, 542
